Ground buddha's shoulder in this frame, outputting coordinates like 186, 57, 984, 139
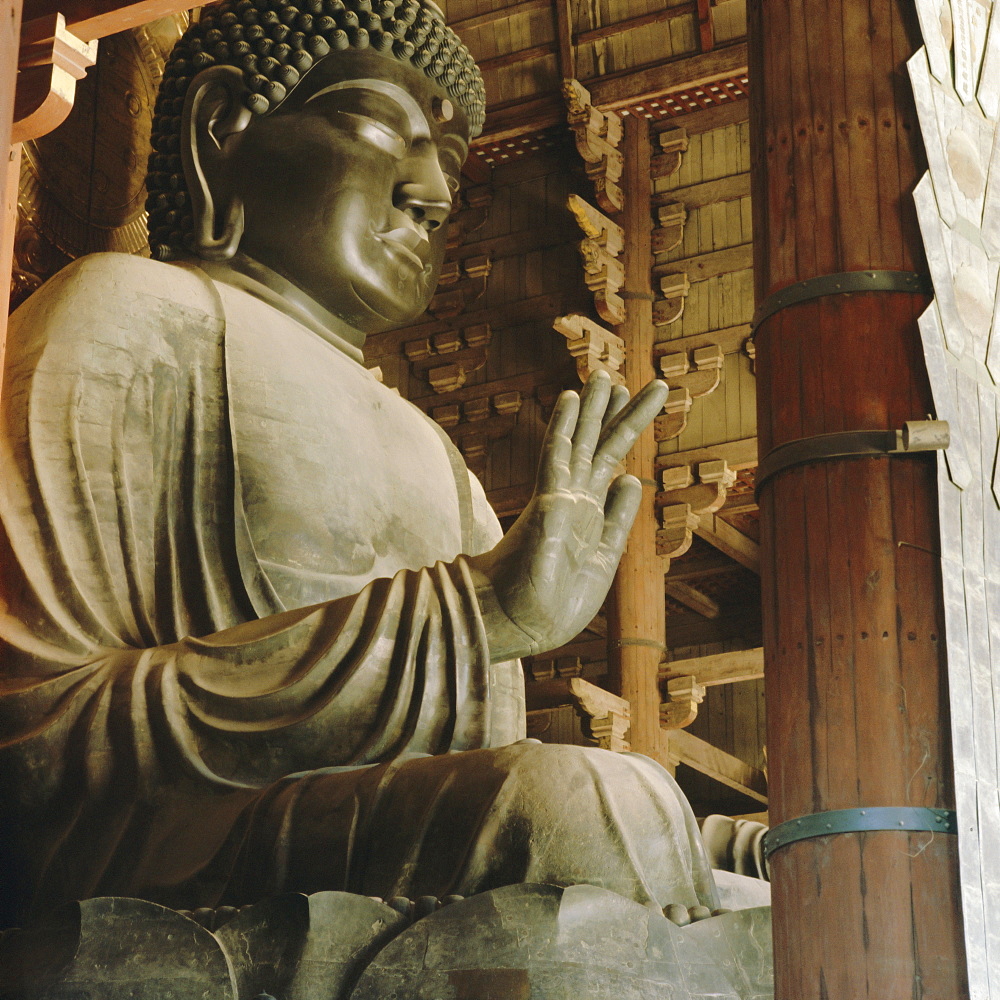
8, 253, 225, 370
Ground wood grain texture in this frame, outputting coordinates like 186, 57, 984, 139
749, 0, 966, 994
607, 114, 667, 763
0, 0, 22, 379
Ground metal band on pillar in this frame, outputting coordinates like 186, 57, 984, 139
755, 422, 950, 497
750, 270, 933, 333
763, 807, 958, 862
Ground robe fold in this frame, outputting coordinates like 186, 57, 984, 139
0, 253, 715, 927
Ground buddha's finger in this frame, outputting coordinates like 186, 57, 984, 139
569, 371, 613, 488
536, 389, 580, 493
602, 382, 630, 427
598, 474, 642, 564
590, 380, 668, 492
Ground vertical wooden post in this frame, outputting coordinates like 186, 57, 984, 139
748, 0, 967, 996
1, 0, 22, 353
608, 114, 666, 762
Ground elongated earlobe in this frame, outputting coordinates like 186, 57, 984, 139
181, 66, 253, 261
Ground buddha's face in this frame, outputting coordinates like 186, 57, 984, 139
214, 49, 469, 333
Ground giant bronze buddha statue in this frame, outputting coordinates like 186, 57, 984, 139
0, 4, 769, 993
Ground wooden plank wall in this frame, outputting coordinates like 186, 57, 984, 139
653, 115, 757, 457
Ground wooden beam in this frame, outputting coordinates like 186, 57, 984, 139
476, 41, 556, 74
664, 580, 720, 619
553, 0, 575, 81
667, 728, 767, 804
651, 96, 749, 137
666, 608, 760, 648
1, 0, 22, 383
653, 241, 753, 280
696, 0, 714, 52
574, 4, 697, 46
450, 0, 551, 34
652, 171, 750, 209
525, 676, 628, 716
655, 436, 758, 470
22, 0, 190, 41
653, 322, 750, 359
589, 42, 747, 110
695, 514, 759, 574
475, 43, 749, 147
666, 549, 740, 580
660, 646, 764, 685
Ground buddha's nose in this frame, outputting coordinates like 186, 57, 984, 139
394, 159, 452, 233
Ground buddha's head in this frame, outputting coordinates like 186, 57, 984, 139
145, 0, 485, 333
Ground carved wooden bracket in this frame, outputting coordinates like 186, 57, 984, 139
659, 343, 724, 398
553, 313, 625, 385
656, 202, 687, 254
566, 193, 627, 326
656, 503, 699, 560
657, 126, 689, 177
567, 193, 624, 256
428, 255, 491, 319
562, 78, 624, 213
655, 459, 737, 559
430, 390, 522, 474
657, 272, 691, 326
656, 386, 693, 440
14, 13, 97, 144
657, 459, 737, 513
660, 675, 706, 730
404, 323, 492, 394
579, 238, 626, 325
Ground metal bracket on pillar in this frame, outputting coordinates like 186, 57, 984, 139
755, 421, 950, 496
763, 807, 958, 862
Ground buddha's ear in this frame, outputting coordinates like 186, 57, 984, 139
181, 66, 253, 261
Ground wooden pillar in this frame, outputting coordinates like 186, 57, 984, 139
1, 0, 23, 352
608, 114, 665, 762
748, 1, 967, 996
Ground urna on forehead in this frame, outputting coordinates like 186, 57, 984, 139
146, 0, 484, 259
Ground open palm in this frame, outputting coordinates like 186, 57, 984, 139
470, 371, 668, 660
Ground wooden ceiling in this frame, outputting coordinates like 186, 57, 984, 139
441, 0, 749, 152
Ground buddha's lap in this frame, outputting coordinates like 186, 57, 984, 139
221, 741, 715, 912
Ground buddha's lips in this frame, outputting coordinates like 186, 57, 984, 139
375, 226, 428, 271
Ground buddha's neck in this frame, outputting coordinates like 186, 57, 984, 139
195, 254, 367, 364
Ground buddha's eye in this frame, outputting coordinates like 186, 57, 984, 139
334, 111, 407, 159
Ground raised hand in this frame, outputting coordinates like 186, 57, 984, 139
469, 371, 669, 662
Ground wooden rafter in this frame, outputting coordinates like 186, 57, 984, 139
450, 0, 550, 34
660, 647, 765, 686
474, 43, 748, 147
667, 729, 767, 804
22, 0, 191, 40
553, 0, 574, 81
574, 3, 697, 46
696, 0, 714, 52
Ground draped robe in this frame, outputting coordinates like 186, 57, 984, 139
0, 253, 717, 927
